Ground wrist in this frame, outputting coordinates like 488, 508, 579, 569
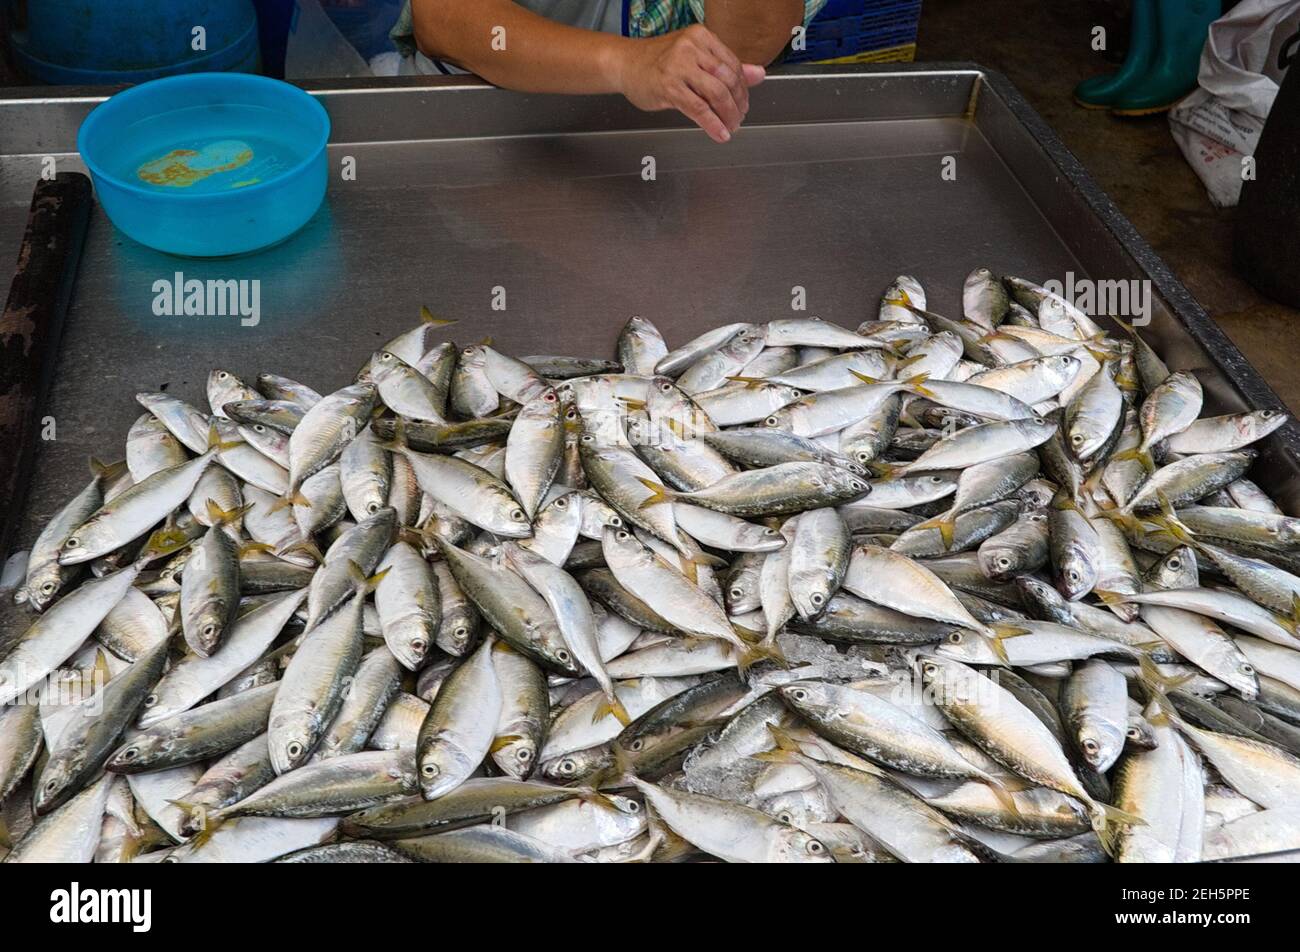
597, 36, 635, 96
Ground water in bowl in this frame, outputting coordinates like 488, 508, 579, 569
104, 103, 321, 195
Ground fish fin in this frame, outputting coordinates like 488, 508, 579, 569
893, 353, 926, 370
142, 526, 191, 559
1149, 493, 1197, 547
488, 734, 524, 754
238, 541, 275, 558
267, 490, 310, 513
419, 305, 456, 327
616, 396, 647, 411
634, 477, 675, 509
724, 375, 767, 386
594, 694, 632, 727
1291, 593, 1300, 631
0, 813, 12, 849
1113, 317, 1137, 337
586, 741, 638, 791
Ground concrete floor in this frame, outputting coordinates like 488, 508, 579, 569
916, 0, 1300, 413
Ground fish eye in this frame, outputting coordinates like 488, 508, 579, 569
1242, 663, 1255, 675
762, 528, 778, 536
622, 800, 641, 814
64, 537, 80, 549
948, 632, 963, 644
930, 476, 943, 483
1068, 570, 1080, 582
565, 408, 579, 421
514, 748, 532, 764
554, 498, 568, 510
143, 694, 158, 708
629, 739, 644, 752
922, 662, 939, 677
616, 530, 631, 541
556, 649, 571, 664
1126, 727, 1141, 740
811, 592, 825, 606
581, 435, 594, 444
44, 778, 58, 792
765, 417, 780, 427
850, 480, 865, 491
609, 516, 623, 527
253, 424, 265, 433
544, 391, 557, 403
1263, 410, 1276, 418
806, 840, 824, 855
367, 501, 381, 514
120, 747, 139, 761
511, 509, 527, 522
559, 759, 576, 775
454, 626, 468, 639
411, 638, 428, 653
997, 558, 1011, 569
218, 371, 229, 380
730, 587, 745, 598
1070, 433, 1084, 445
778, 812, 793, 824
790, 688, 808, 702
287, 742, 304, 760
1168, 558, 1181, 569
40, 581, 56, 594
659, 383, 673, 393
202, 624, 216, 639
421, 763, 439, 777
1083, 739, 1099, 753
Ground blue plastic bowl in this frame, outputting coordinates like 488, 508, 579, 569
78, 73, 330, 257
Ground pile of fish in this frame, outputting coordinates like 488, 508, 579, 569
4, 270, 1300, 864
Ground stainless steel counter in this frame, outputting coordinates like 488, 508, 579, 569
1, 64, 1296, 575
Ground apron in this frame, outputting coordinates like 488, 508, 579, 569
404, 0, 628, 75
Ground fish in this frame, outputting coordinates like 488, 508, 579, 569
6, 276, 1298, 864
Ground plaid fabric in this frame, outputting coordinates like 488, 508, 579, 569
627, 0, 830, 37
393, 1, 831, 55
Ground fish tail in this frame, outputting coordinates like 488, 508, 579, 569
1091, 802, 1147, 857
268, 489, 311, 513
419, 304, 456, 327
915, 510, 956, 550
901, 372, 935, 399
594, 693, 632, 727
738, 637, 787, 675
848, 369, 883, 386
1110, 446, 1156, 473
751, 723, 802, 764
206, 422, 243, 452
634, 476, 675, 509
89, 457, 129, 482
275, 538, 323, 564
1137, 655, 1196, 701
205, 499, 253, 527
984, 776, 1023, 818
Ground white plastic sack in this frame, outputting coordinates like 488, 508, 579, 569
1169, 0, 1300, 207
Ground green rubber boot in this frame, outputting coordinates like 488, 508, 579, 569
1112, 0, 1221, 116
1074, 0, 1158, 110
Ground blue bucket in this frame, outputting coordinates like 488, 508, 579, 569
78, 72, 330, 257
11, 0, 260, 85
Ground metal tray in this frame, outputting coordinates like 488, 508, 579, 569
2, 62, 1298, 604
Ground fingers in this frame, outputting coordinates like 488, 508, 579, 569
709, 61, 749, 117
741, 64, 766, 87
689, 70, 742, 135
675, 89, 731, 144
